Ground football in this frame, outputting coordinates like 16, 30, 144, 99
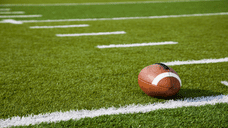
138, 63, 181, 97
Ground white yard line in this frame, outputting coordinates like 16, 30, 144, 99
30, 24, 89, 29
0, 8, 10, 11
0, 11, 24, 14
0, 12, 227, 24
0, 0, 221, 6
162, 57, 228, 66
0, 19, 23, 24
56, 31, 126, 37
0, 15, 42, 18
0, 94, 227, 128
221, 81, 228, 86
97, 41, 178, 48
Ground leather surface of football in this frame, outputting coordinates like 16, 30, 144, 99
138, 63, 181, 97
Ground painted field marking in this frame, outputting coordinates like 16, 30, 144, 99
0, 12, 227, 24
56, 31, 126, 37
0, 15, 42, 18
162, 57, 228, 66
0, 8, 10, 11
97, 41, 177, 48
0, 11, 25, 14
0, 94, 227, 128
30, 24, 89, 29
221, 81, 228, 86
0, 0, 221, 6
0, 19, 23, 24
10, 12, 228, 23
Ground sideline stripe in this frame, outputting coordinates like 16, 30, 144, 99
56, 31, 126, 37
30, 24, 89, 29
221, 81, 228, 86
162, 57, 228, 66
0, 11, 24, 14
0, 94, 227, 127
0, 15, 42, 18
152, 72, 182, 86
97, 41, 177, 48
0, 12, 226, 24
0, 0, 222, 6
0, 8, 10, 11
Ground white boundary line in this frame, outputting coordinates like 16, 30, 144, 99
30, 24, 89, 29
56, 31, 126, 37
162, 57, 228, 66
0, 94, 227, 127
0, 15, 42, 18
0, 0, 222, 6
0, 11, 25, 14
221, 81, 228, 86
97, 41, 178, 48
0, 12, 227, 24
0, 8, 10, 11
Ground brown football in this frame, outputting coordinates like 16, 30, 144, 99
138, 63, 181, 97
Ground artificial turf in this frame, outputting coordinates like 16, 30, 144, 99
11, 103, 228, 128
1, 15, 228, 119
1, 0, 227, 20
0, 0, 228, 127
0, 0, 214, 4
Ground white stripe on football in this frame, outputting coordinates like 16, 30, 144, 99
152, 72, 182, 86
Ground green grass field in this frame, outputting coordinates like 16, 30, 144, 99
1, 0, 228, 20
1, 0, 203, 4
0, 0, 228, 127
11, 103, 228, 128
